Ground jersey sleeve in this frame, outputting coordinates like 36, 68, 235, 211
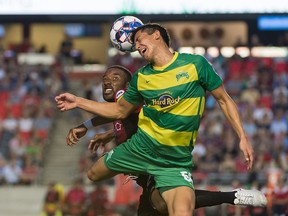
123, 72, 144, 105
195, 55, 223, 92
114, 89, 126, 102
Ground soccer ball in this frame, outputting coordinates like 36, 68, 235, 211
110, 16, 143, 52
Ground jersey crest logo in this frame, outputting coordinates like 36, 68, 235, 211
152, 94, 181, 108
176, 71, 189, 81
115, 90, 125, 100
114, 122, 122, 131
106, 150, 114, 161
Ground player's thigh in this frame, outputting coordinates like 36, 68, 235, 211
162, 186, 195, 214
87, 156, 118, 181
152, 167, 195, 214
151, 189, 168, 214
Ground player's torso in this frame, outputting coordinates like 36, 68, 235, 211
136, 54, 206, 149
113, 112, 139, 145
116, 54, 207, 167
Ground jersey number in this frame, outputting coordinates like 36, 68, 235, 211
180, 171, 193, 184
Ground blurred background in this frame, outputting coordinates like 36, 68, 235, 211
0, 0, 287, 215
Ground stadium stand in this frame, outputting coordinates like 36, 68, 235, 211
0, 27, 287, 216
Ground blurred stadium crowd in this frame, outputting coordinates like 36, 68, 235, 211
0, 32, 287, 215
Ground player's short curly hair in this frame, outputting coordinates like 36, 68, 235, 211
130, 23, 170, 47
107, 65, 132, 82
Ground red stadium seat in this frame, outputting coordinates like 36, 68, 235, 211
10, 103, 23, 118
274, 61, 287, 74
0, 91, 9, 102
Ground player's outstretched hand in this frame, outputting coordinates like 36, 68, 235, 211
66, 126, 88, 146
88, 130, 115, 155
239, 137, 254, 170
55, 93, 77, 112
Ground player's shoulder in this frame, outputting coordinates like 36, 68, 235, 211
115, 89, 126, 101
134, 64, 151, 75
178, 52, 207, 62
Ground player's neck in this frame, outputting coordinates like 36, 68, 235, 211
152, 48, 174, 67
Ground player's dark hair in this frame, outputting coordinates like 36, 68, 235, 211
131, 23, 170, 47
107, 65, 132, 82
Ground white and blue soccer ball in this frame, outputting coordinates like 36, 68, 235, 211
110, 16, 143, 52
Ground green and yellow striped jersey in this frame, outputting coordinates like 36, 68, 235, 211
123, 52, 222, 165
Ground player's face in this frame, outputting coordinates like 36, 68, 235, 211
102, 69, 128, 102
134, 30, 157, 62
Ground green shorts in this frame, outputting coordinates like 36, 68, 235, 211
104, 139, 194, 192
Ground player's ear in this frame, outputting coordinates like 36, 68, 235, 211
154, 30, 160, 40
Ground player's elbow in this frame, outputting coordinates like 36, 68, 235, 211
115, 99, 135, 120
87, 169, 101, 182
114, 106, 131, 120
117, 111, 130, 120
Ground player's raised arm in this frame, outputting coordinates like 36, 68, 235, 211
55, 92, 137, 120
66, 115, 114, 146
211, 84, 254, 170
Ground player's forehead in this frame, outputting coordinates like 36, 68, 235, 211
104, 68, 125, 77
134, 30, 145, 40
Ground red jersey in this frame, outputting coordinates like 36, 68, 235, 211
113, 89, 140, 145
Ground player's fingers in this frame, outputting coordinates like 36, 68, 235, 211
88, 140, 96, 152
66, 136, 71, 145
245, 152, 253, 170
56, 103, 64, 110
56, 102, 69, 112
67, 134, 77, 146
92, 142, 101, 153
71, 131, 79, 142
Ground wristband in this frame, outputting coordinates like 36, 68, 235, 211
83, 119, 93, 129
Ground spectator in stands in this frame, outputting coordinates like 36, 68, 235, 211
242, 113, 258, 140
33, 109, 52, 140
225, 73, 244, 99
198, 148, 220, 173
8, 131, 26, 160
0, 42, 58, 191
240, 82, 260, 106
25, 136, 44, 166
2, 158, 23, 185
59, 34, 74, 66
253, 101, 273, 129
86, 183, 110, 216
21, 155, 38, 185
0, 154, 6, 185
41, 182, 63, 216
63, 178, 87, 216
0, 63, 7, 90
271, 177, 288, 215
18, 107, 34, 142
219, 153, 236, 173
0, 112, 19, 158
270, 108, 287, 138
257, 67, 273, 93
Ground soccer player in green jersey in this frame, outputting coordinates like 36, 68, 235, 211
56, 23, 254, 216
66, 65, 267, 216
